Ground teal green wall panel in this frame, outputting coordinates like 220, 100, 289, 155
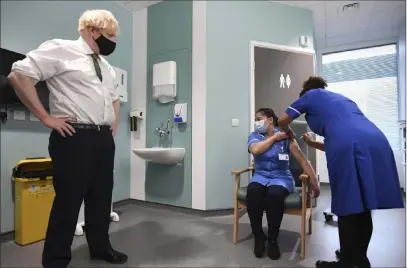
205, 1, 314, 210
146, 1, 192, 208
0, 1, 133, 233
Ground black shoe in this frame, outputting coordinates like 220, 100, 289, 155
267, 240, 281, 260
90, 248, 128, 264
316, 260, 341, 268
335, 249, 341, 259
316, 260, 354, 268
253, 233, 267, 258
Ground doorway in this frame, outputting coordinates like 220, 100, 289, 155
249, 41, 317, 172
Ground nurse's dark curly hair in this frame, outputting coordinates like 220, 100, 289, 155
256, 108, 279, 127
299, 76, 328, 97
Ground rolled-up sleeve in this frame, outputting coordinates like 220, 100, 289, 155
285, 95, 309, 120
107, 64, 119, 102
11, 40, 64, 83
248, 132, 260, 148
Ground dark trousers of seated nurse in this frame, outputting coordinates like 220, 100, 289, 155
246, 182, 289, 259
42, 127, 114, 268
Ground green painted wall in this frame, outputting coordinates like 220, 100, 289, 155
0, 1, 133, 233
205, 1, 314, 209
146, 1, 193, 207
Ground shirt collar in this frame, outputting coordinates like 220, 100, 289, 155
77, 36, 94, 55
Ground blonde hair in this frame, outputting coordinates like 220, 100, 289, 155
78, 9, 120, 36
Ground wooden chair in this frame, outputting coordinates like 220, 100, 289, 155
231, 161, 313, 259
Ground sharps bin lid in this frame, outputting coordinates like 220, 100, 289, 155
12, 157, 53, 182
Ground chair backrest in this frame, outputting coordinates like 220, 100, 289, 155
290, 122, 312, 186
290, 158, 304, 187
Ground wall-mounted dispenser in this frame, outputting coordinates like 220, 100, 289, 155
173, 103, 187, 123
112, 66, 128, 103
152, 61, 177, 104
130, 109, 144, 132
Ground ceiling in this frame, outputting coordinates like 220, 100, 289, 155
274, 1, 406, 49
117, 1, 405, 50
116, 1, 162, 12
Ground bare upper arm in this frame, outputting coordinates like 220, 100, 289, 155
289, 139, 306, 162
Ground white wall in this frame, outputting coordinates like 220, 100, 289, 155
130, 8, 147, 200
130, 2, 208, 209
191, 1, 207, 210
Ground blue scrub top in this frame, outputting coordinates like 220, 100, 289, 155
248, 128, 295, 193
285, 88, 404, 216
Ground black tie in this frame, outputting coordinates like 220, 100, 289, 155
91, 54, 103, 82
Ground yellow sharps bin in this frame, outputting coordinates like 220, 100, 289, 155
13, 157, 55, 246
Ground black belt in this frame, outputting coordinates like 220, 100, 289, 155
70, 123, 110, 131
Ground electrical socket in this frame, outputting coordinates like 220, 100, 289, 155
30, 113, 40, 122
13, 110, 26, 121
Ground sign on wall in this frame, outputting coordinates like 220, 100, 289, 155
279, 74, 291, 88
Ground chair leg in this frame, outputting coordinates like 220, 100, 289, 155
300, 211, 306, 259
308, 210, 313, 235
233, 200, 239, 244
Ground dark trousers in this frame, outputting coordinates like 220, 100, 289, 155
42, 127, 115, 268
338, 211, 373, 268
246, 182, 289, 241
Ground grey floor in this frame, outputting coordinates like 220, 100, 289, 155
1, 185, 406, 267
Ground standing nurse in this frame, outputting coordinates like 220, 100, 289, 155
277, 76, 404, 268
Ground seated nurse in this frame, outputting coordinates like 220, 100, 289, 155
247, 108, 319, 260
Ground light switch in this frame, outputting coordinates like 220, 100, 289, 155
232, 119, 239, 127
30, 112, 40, 121
13, 110, 26, 121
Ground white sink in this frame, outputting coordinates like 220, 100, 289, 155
132, 147, 185, 165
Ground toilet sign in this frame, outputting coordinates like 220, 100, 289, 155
279, 74, 291, 88
286, 74, 291, 88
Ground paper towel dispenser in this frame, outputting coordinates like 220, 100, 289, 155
152, 61, 177, 103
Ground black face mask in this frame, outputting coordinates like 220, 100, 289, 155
94, 34, 116, 56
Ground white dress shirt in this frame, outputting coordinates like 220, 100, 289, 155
11, 37, 118, 126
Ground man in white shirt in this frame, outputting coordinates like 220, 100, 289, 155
8, 9, 127, 268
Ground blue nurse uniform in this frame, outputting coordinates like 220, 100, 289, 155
285, 88, 404, 216
248, 128, 295, 193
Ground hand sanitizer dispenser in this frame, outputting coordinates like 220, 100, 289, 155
173, 103, 187, 123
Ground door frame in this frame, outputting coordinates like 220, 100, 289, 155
249, 40, 317, 168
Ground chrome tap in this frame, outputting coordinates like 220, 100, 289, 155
155, 119, 171, 139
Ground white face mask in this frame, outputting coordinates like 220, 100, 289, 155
255, 120, 269, 133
